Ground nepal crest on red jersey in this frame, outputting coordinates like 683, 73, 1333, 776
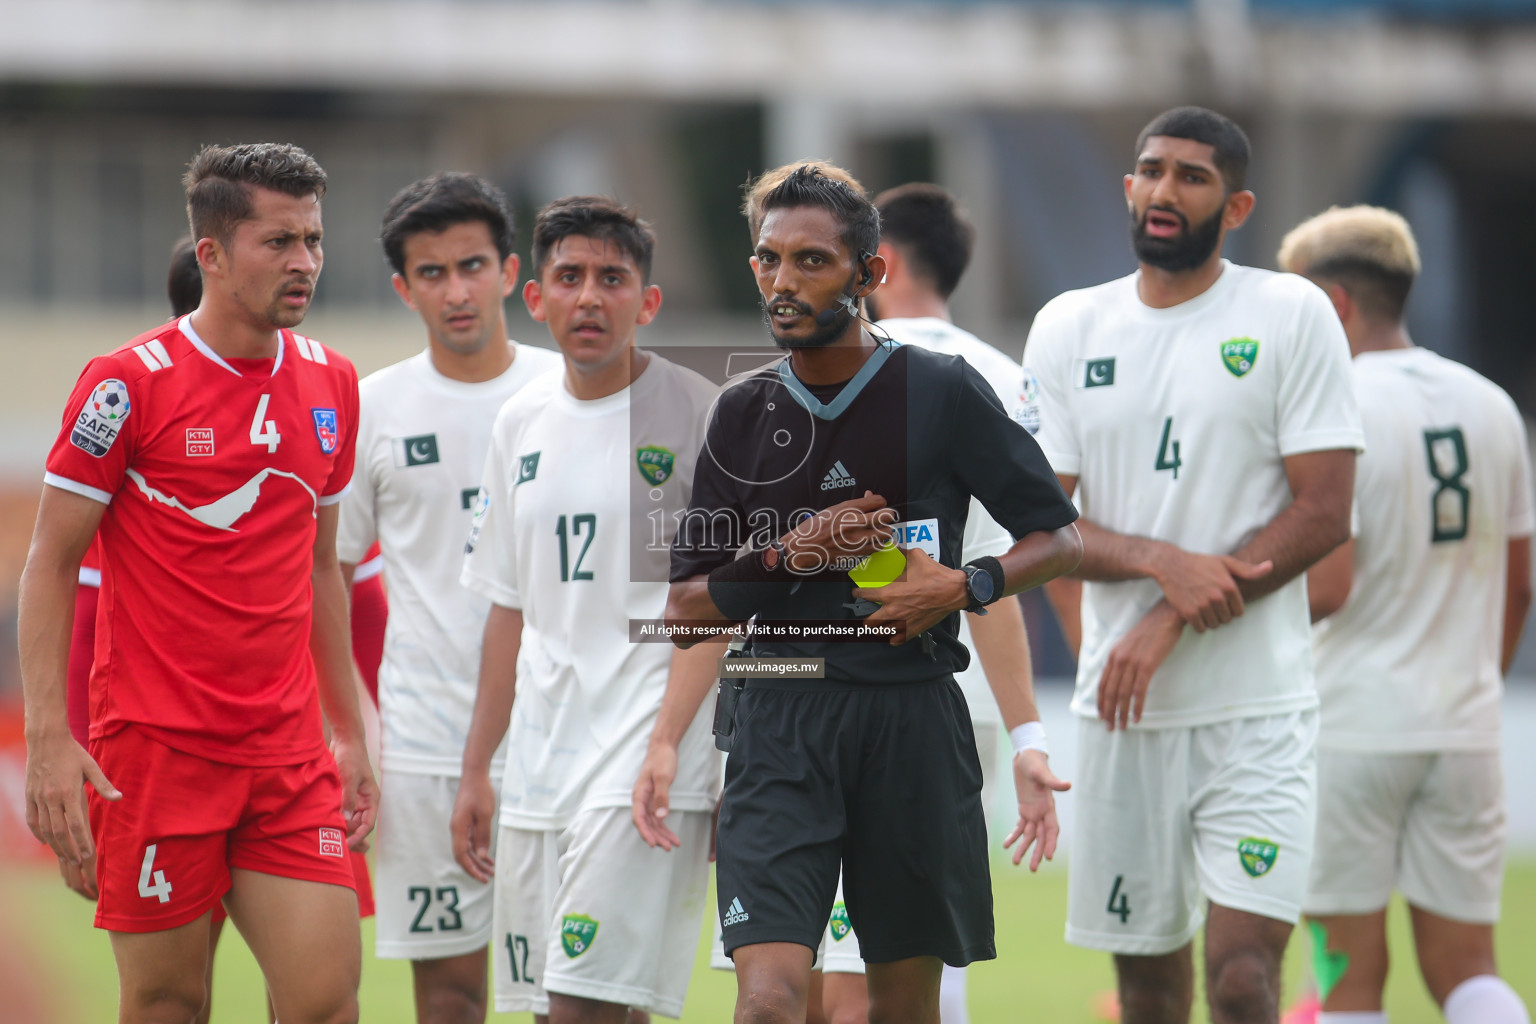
311, 408, 338, 454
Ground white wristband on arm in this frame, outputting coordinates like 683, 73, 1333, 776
1010, 721, 1049, 757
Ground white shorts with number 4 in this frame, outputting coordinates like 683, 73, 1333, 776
493, 806, 711, 1017
1066, 710, 1318, 956
375, 771, 498, 960
1305, 749, 1505, 923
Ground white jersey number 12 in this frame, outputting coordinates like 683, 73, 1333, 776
249, 394, 281, 453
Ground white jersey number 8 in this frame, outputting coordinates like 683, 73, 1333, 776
1423, 427, 1469, 544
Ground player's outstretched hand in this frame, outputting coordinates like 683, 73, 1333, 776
24, 733, 120, 865
1150, 548, 1272, 633
854, 547, 969, 645
333, 737, 378, 853
783, 491, 896, 573
1098, 601, 1185, 730
451, 769, 498, 883
57, 852, 99, 901
1003, 750, 1071, 872
632, 742, 682, 852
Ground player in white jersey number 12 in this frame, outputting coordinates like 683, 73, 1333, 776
1023, 107, 1363, 1023
337, 173, 560, 1023
455, 197, 722, 1024
1280, 207, 1533, 1024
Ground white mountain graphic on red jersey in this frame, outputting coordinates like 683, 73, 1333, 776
126, 467, 318, 531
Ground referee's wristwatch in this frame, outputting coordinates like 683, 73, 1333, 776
962, 564, 994, 615
962, 556, 1005, 615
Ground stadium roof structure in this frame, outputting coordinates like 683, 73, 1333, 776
5, 0, 1536, 115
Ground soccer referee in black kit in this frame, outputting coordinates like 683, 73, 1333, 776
638, 166, 1081, 1024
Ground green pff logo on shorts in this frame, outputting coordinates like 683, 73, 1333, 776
1238, 837, 1280, 878
636, 445, 675, 486
829, 902, 851, 942
561, 914, 599, 958
1220, 338, 1260, 378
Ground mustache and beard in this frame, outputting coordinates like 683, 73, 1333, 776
760, 265, 865, 350
759, 294, 854, 351
1131, 204, 1225, 272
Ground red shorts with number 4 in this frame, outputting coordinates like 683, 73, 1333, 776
89, 725, 359, 933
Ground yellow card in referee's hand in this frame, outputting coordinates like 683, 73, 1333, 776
848, 542, 906, 589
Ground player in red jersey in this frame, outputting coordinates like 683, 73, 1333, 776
20, 142, 378, 1024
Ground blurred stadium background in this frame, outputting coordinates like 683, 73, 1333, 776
2, 0, 1535, 1018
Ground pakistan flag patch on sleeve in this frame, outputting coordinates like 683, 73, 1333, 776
1220, 338, 1260, 378
828, 902, 852, 942
1238, 837, 1279, 877
517, 451, 540, 485
636, 445, 675, 486
561, 914, 598, 958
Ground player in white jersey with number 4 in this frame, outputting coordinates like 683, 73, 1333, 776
1279, 207, 1533, 1024
455, 196, 721, 1024
1024, 107, 1363, 1023
337, 173, 561, 1023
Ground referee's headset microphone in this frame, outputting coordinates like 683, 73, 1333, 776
812, 256, 888, 341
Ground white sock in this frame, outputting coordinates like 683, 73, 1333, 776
938, 963, 968, 1024
1444, 975, 1530, 1024
1318, 1013, 1387, 1023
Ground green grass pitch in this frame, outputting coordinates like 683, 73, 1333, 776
4, 858, 1532, 1022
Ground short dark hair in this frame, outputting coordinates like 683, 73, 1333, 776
743, 161, 867, 240
531, 196, 656, 284
756, 165, 881, 267
1135, 107, 1251, 192
182, 142, 327, 246
380, 172, 516, 276
167, 237, 201, 318
874, 183, 974, 299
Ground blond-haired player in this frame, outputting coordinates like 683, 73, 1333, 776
1282, 207, 1533, 1024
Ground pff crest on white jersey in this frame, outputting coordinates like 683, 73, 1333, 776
337, 343, 562, 775
1023, 261, 1365, 727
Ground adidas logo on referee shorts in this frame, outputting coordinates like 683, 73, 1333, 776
723, 897, 750, 926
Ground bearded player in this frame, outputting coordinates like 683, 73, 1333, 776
21, 142, 377, 1024
1024, 108, 1362, 1023
338, 172, 559, 1023
1281, 207, 1532, 1024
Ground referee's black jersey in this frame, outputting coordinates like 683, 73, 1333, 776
671, 342, 1077, 684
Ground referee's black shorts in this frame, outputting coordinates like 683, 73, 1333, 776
714, 674, 995, 968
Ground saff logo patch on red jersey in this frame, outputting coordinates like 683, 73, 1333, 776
318, 827, 345, 858
71, 378, 131, 457
311, 408, 338, 454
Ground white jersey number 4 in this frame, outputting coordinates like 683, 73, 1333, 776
138, 843, 172, 903
249, 394, 281, 453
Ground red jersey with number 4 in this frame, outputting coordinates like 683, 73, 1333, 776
44, 315, 359, 766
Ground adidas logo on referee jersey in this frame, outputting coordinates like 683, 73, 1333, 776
723, 897, 750, 926
820, 461, 856, 491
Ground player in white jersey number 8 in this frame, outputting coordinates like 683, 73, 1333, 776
1282, 207, 1533, 1024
